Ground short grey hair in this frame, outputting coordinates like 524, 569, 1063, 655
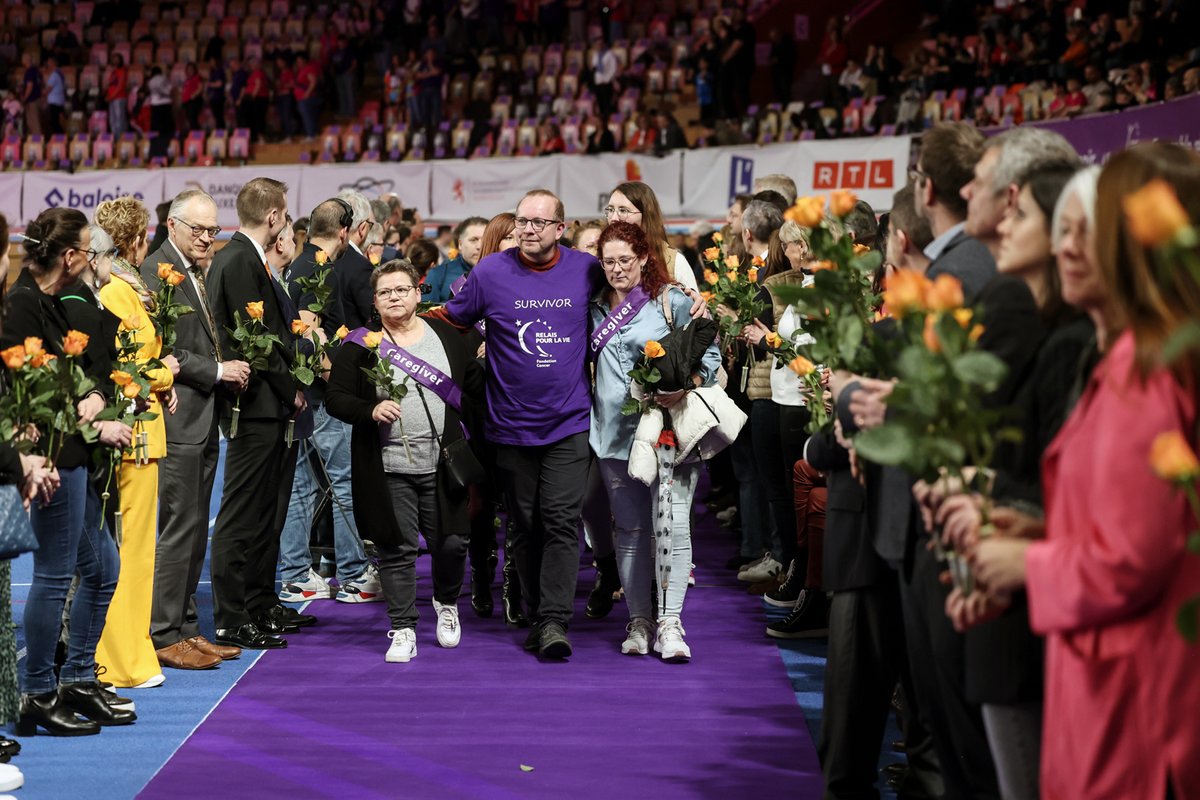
987, 128, 1081, 197
167, 188, 216, 220
741, 199, 783, 245
1051, 165, 1100, 252
370, 199, 390, 228
87, 223, 114, 254
752, 174, 798, 205
336, 189, 372, 228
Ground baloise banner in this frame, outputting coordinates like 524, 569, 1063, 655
163, 165, 304, 230
22, 170, 166, 221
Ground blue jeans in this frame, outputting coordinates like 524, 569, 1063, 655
23, 466, 119, 694
108, 98, 127, 138
279, 403, 368, 583
297, 96, 320, 138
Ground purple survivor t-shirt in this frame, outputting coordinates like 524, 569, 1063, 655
445, 245, 602, 446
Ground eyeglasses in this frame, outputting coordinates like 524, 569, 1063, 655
603, 205, 641, 220
77, 247, 102, 263
172, 217, 222, 239
908, 166, 928, 184
513, 217, 561, 232
375, 286, 418, 299
600, 255, 638, 269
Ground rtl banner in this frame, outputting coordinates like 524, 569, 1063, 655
557, 152, 684, 218
163, 165, 304, 230
22, 170, 166, 221
295, 163, 432, 220
429, 157, 559, 220
680, 135, 913, 216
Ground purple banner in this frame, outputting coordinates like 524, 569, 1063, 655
1030, 95, 1200, 165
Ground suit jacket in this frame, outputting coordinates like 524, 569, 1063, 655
268, 268, 315, 439
926, 229, 995, 303
141, 242, 222, 445
206, 231, 297, 421
334, 245, 375, 332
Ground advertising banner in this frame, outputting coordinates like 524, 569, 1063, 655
295, 163, 432, 220
429, 157, 559, 220
558, 152, 684, 218
0, 174, 23, 225
22, 170, 165, 220
1032, 94, 1200, 165
680, 135, 912, 216
163, 166, 304, 230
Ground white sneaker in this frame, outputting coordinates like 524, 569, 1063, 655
433, 599, 461, 648
621, 617, 654, 655
736, 551, 771, 580
279, 568, 333, 602
130, 673, 165, 689
739, 555, 784, 583
0, 763, 24, 792
654, 617, 691, 662
385, 628, 417, 662
336, 564, 384, 603
715, 505, 738, 523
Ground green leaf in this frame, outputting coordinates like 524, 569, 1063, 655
853, 424, 916, 467
620, 398, 642, 416
295, 367, 315, 386
1176, 595, 1200, 643
645, 367, 661, 383
952, 351, 1008, 388
133, 411, 160, 422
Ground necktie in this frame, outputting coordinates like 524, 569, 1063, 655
190, 263, 223, 361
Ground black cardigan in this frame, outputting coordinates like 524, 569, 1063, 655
324, 318, 485, 548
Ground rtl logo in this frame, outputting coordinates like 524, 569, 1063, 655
812, 161, 894, 190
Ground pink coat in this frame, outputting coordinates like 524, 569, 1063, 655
1027, 331, 1200, 800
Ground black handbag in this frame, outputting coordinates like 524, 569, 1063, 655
0, 484, 39, 560
415, 385, 485, 490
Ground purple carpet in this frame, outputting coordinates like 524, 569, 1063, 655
140, 499, 823, 799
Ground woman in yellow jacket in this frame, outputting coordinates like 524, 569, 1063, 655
93, 198, 178, 689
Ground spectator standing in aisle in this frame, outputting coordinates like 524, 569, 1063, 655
206, 57, 227, 130
21, 53, 43, 137
592, 40, 619, 120
295, 54, 321, 140
181, 62, 205, 133
148, 66, 175, 160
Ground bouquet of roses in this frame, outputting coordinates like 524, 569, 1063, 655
226, 301, 283, 438
0, 338, 59, 454
701, 250, 767, 348
1148, 432, 1200, 641
764, 331, 829, 430
359, 330, 413, 463
620, 340, 667, 416
290, 249, 335, 316
149, 263, 194, 356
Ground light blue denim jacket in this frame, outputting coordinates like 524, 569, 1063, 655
589, 287, 722, 461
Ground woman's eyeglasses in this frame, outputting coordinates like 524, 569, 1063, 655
375, 286, 418, 299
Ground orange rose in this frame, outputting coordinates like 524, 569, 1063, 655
166, 270, 186, 286
830, 189, 858, 218
110, 370, 134, 386
882, 269, 930, 318
121, 317, 141, 331
700, 291, 715, 303
923, 315, 942, 353
336, 325, 350, 340
765, 331, 783, 348
953, 308, 973, 328
725, 254, 740, 269
369, 254, 381, 266
969, 323, 985, 342
23, 337, 44, 357
447, 247, 459, 260
809, 260, 837, 272
1149, 430, 1200, 482
63, 330, 89, 356
747, 267, 759, 283
122, 382, 141, 399
703, 247, 721, 263
643, 340, 666, 359
711, 231, 724, 244
157, 263, 174, 281
364, 331, 384, 348
726, 270, 739, 283
852, 243, 872, 255
788, 355, 815, 376
245, 301, 265, 320
1, 345, 25, 369
30, 352, 55, 368
315, 250, 328, 266
291, 319, 310, 335
785, 196, 826, 228
923, 274, 964, 312
1123, 178, 1191, 248
704, 269, 719, 285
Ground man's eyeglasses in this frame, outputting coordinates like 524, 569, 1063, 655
908, 166, 928, 184
375, 286, 418, 299
600, 255, 638, 269
513, 217, 561, 232
603, 205, 641, 220
172, 217, 221, 239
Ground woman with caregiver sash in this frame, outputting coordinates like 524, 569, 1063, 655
326, 259, 484, 664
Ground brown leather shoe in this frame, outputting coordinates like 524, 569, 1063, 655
155, 639, 222, 670
189, 635, 241, 661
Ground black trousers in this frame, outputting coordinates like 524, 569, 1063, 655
899, 536, 1000, 800
210, 418, 294, 628
493, 431, 590, 628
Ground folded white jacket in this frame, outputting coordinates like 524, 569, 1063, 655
628, 385, 748, 485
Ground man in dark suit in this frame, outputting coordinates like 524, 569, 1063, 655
331, 190, 379, 331
285, 197, 351, 338
207, 177, 311, 650
143, 189, 250, 670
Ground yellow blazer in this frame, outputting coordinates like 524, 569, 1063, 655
98, 275, 173, 460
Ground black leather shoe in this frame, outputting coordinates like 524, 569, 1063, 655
538, 622, 572, 659
16, 691, 100, 737
254, 612, 300, 635
214, 624, 287, 650
471, 570, 494, 618
585, 553, 621, 619
58, 682, 137, 726
0, 738, 19, 758
273, 604, 317, 627
522, 624, 541, 653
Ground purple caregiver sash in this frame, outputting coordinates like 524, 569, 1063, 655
589, 286, 650, 362
346, 327, 463, 413
449, 275, 487, 337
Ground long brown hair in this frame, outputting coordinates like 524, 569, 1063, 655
612, 181, 671, 275
480, 212, 516, 259
1095, 142, 1200, 384
596, 221, 669, 300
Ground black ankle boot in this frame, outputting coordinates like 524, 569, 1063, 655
585, 553, 622, 619
501, 555, 529, 628
58, 682, 137, 726
16, 690, 100, 737
471, 566, 495, 618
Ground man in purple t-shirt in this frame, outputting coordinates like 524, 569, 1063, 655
444, 189, 600, 659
